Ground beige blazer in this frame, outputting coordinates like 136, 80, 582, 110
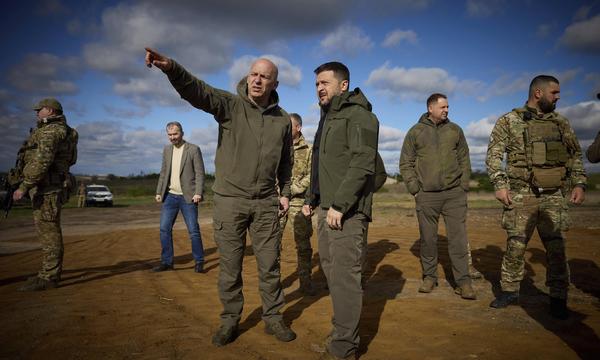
156, 141, 205, 203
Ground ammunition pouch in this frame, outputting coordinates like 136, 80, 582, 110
531, 141, 569, 166
531, 167, 566, 189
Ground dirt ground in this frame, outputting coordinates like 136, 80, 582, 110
1, 194, 599, 359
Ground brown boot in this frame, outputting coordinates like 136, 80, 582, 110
418, 277, 437, 293
18, 276, 58, 292
299, 276, 317, 296
469, 265, 483, 279
455, 282, 477, 300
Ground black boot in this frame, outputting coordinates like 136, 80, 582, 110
490, 291, 519, 308
550, 297, 569, 320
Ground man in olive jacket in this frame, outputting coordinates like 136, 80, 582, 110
399, 93, 476, 300
303, 62, 379, 360
145, 48, 295, 346
587, 130, 600, 163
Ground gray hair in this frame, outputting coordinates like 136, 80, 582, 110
166, 121, 183, 133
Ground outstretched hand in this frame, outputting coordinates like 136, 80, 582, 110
144, 47, 172, 71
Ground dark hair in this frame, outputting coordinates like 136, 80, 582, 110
289, 113, 302, 126
314, 61, 350, 85
426, 93, 447, 108
529, 75, 559, 98
166, 121, 183, 133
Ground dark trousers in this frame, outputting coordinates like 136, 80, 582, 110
415, 186, 470, 285
318, 209, 367, 359
213, 194, 285, 326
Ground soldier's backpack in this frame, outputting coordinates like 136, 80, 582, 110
61, 125, 79, 201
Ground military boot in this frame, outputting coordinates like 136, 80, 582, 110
264, 320, 297, 342
18, 277, 58, 292
299, 276, 317, 296
418, 277, 437, 293
549, 297, 569, 320
469, 265, 483, 279
212, 324, 238, 347
454, 282, 477, 300
490, 291, 519, 308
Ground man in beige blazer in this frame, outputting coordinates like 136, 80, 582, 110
155, 121, 206, 273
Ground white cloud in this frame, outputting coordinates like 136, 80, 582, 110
378, 125, 405, 151
365, 62, 482, 101
112, 76, 188, 108
319, 24, 374, 57
227, 55, 302, 89
559, 14, 600, 54
465, 0, 505, 18
558, 101, 600, 141
465, 115, 499, 145
7, 53, 81, 95
77, 0, 354, 112
382, 29, 418, 47
477, 68, 581, 101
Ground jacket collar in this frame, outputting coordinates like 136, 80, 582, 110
236, 77, 280, 112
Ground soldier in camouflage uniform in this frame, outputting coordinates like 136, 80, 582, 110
77, 183, 86, 208
12, 98, 78, 291
486, 75, 586, 319
279, 113, 316, 295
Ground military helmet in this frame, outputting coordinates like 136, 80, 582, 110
33, 98, 63, 112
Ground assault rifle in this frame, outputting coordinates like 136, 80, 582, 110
2, 140, 27, 219
1, 175, 17, 218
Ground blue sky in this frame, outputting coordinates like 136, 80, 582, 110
1, 0, 599, 175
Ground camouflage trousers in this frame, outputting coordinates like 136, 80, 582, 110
32, 192, 64, 281
77, 195, 85, 208
500, 188, 570, 299
279, 201, 313, 278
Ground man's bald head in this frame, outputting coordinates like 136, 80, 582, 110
252, 58, 278, 80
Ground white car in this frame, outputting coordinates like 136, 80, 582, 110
86, 184, 114, 207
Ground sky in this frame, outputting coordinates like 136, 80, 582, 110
1, 0, 599, 176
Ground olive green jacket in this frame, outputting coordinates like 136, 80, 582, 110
587, 130, 600, 163
311, 88, 379, 220
165, 60, 293, 199
400, 113, 471, 195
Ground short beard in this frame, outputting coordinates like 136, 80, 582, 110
538, 98, 556, 114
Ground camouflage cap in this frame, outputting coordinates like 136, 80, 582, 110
33, 98, 63, 112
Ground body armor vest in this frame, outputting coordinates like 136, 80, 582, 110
522, 113, 569, 189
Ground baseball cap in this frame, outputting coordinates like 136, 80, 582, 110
33, 98, 63, 112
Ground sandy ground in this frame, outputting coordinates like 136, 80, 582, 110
1, 196, 599, 359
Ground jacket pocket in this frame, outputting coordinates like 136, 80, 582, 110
213, 219, 223, 231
